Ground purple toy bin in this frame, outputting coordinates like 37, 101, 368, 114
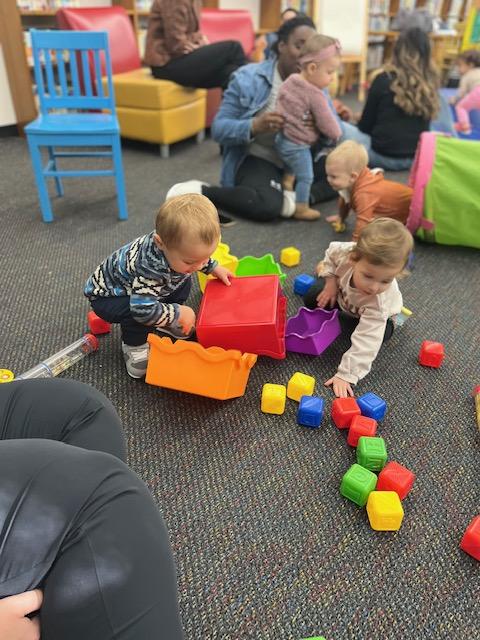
285, 307, 341, 356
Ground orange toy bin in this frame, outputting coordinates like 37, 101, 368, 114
145, 335, 257, 400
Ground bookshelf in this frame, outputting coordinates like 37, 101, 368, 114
367, 0, 472, 69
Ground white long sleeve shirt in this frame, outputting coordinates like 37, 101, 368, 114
322, 242, 403, 385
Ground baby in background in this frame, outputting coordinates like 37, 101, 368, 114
325, 141, 412, 241
303, 218, 414, 398
452, 49, 480, 134
84, 194, 232, 379
275, 34, 342, 221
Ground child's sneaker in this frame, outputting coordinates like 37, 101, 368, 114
156, 319, 195, 341
122, 342, 149, 379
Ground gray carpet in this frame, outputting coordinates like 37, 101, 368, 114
1, 132, 479, 640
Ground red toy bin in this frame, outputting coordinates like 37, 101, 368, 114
196, 275, 286, 359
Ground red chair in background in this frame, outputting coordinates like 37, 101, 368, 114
57, 6, 206, 157
200, 9, 255, 127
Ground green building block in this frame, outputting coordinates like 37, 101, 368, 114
340, 463, 377, 506
236, 254, 287, 286
356, 436, 387, 472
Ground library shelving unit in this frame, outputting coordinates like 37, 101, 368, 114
367, 0, 473, 70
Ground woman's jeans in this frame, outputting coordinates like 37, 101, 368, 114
340, 122, 413, 171
274, 132, 313, 203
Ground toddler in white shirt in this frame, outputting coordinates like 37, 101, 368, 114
303, 217, 414, 397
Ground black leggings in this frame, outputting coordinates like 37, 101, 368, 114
151, 40, 247, 90
203, 154, 337, 222
0, 379, 184, 640
303, 278, 394, 342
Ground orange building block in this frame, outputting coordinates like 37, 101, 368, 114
145, 334, 257, 400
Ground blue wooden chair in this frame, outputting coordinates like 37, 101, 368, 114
25, 30, 128, 222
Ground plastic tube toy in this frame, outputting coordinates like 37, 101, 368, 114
15, 334, 99, 380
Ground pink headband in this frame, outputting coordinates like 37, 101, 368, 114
299, 39, 342, 66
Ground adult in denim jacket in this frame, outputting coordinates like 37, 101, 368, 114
168, 16, 337, 222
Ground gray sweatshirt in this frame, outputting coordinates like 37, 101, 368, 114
322, 242, 403, 385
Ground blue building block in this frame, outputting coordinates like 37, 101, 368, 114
294, 274, 315, 296
297, 395, 324, 428
357, 392, 387, 420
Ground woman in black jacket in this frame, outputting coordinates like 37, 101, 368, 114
341, 28, 439, 171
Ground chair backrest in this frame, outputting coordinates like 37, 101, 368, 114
56, 7, 141, 74
200, 9, 255, 57
31, 29, 116, 115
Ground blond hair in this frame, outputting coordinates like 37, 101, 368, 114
155, 194, 220, 248
350, 218, 413, 273
327, 141, 369, 174
299, 33, 338, 68
385, 28, 439, 120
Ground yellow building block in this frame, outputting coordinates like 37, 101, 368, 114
261, 383, 286, 414
280, 246, 301, 267
366, 491, 404, 531
197, 242, 238, 293
287, 372, 315, 402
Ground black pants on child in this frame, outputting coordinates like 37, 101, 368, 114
151, 40, 247, 90
0, 379, 184, 640
90, 278, 192, 347
203, 154, 337, 222
303, 277, 395, 342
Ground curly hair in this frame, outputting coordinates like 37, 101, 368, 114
385, 28, 440, 120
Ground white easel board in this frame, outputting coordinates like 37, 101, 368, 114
314, 0, 368, 56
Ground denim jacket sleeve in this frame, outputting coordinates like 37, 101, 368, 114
211, 74, 255, 146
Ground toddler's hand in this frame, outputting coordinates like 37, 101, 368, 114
212, 265, 233, 286
178, 305, 196, 335
325, 214, 340, 223
0, 590, 43, 640
316, 279, 337, 308
325, 375, 354, 398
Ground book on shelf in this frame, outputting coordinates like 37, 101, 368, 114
281, 0, 310, 13
18, 0, 81, 8
137, 29, 147, 59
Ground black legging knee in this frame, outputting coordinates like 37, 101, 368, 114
203, 184, 283, 221
0, 379, 184, 640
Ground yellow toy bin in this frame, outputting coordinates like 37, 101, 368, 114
197, 242, 238, 293
146, 335, 257, 400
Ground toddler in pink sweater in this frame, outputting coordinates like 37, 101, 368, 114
275, 34, 342, 220
453, 50, 480, 135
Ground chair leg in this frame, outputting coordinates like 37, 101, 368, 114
47, 146, 64, 197
27, 138, 54, 223
111, 136, 128, 221
160, 144, 170, 159
196, 129, 205, 144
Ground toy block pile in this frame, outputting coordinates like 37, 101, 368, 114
335, 392, 416, 532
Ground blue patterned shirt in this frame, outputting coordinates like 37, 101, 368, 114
84, 232, 216, 327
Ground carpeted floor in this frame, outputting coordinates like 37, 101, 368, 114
0, 131, 479, 640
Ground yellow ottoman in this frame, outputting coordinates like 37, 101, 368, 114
104, 68, 207, 157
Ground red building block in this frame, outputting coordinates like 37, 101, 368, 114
331, 397, 361, 429
88, 310, 111, 335
347, 415, 378, 446
196, 275, 286, 359
419, 340, 444, 368
460, 515, 480, 561
376, 461, 416, 500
